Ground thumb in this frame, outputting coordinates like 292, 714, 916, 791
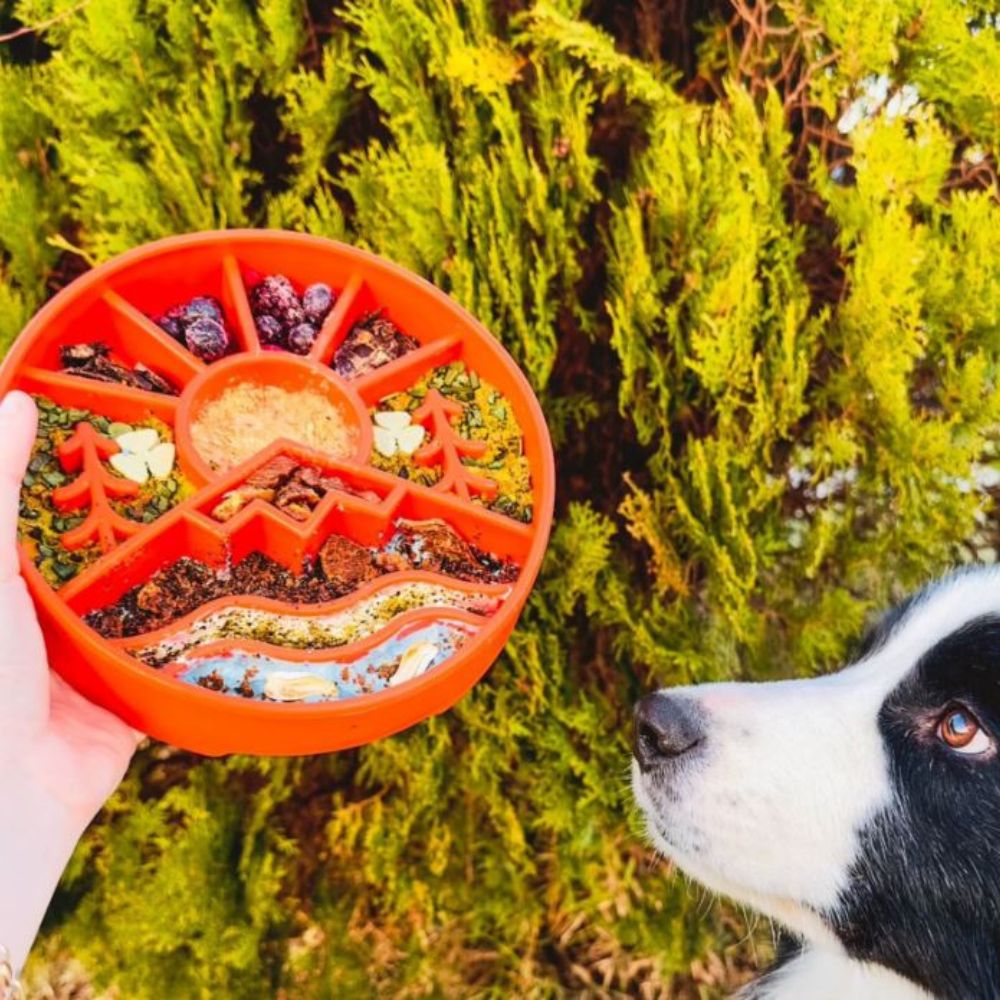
0, 391, 38, 581
0, 390, 47, 731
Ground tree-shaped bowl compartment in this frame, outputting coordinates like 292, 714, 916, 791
0, 231, 554, 755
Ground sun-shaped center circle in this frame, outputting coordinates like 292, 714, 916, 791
175, 353, 372, 483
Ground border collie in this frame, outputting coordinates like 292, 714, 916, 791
631, 567, 1000, 1000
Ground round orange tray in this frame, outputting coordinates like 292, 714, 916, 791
0, 231, 554, 755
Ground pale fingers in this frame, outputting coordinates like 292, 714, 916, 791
0, 392, 37, 582
0, 576, 50, 732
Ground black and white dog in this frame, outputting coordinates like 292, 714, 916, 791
632, 567, 1000, 999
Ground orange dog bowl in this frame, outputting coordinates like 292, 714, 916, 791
1, 231, 554, 755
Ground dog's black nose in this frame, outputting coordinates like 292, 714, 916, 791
634, 694, 704, 771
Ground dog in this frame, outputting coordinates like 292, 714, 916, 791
631, 566, 1000, 999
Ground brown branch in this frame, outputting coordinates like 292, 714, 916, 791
0, 0, 89, 44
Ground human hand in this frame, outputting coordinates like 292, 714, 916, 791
0, 390, 142, 973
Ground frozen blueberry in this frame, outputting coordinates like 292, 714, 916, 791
255, 313, 285, 347
185, 296, 224, 323
302, 283, 335, 323
185, 317, 230, 362
287, 322, 318, 355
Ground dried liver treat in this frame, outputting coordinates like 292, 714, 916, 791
60, 343, 177, 396
211, 456, 299, 521
211, 458, 380, 522
318, 534, 383, 591
379, 518, 519, 584
331, 312, 419, 380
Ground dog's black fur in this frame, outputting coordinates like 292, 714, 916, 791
826, 614, 1000, 999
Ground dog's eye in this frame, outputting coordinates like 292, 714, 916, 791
938, 708, 992, 755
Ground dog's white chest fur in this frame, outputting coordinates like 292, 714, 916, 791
748, 948, 933, 1000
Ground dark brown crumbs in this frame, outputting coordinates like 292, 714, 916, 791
85, 551, 357, 639
236, 669, 258, 699
197, 670, 226, 692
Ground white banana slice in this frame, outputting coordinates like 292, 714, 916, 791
146, 442, 176, 479
396, 424, 426, 455
110, 451, 150, 484
373, 426, 398, 457
115, 428, 160, 454
264, 672, 340, 702
389, 641, 439, 687
374, 410, 412, 430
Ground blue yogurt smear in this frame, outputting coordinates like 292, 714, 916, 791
175, 619, 478, 701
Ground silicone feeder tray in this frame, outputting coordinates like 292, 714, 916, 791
0, 230, 554, 755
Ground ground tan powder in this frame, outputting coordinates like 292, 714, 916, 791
191, 382, 357, 472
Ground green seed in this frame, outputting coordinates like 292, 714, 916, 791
108, 422, 132, 438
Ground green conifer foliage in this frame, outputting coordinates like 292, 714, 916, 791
3, 0, 1000, 996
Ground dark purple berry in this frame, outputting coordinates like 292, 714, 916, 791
302, 283, 335, 323
250, 275, 298, 316
185, 296, 224, 323
255, 313, 285, 347
156, 315, 185, 342
287, 322, 318, 355
274, 301, 306, 330
185, 317, 230, 362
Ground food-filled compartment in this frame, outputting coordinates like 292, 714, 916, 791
193, 443, 396, 528
172, 351, 373, 487
57, 510, 228, 612
233, 241, 366, 360
109, 247, 252, 360
19, 291, 197, 395
238, 265, 352, 360
381, 488, 533, 570
356, 343, 535, 524
161, 612, 485, 702
18, 390, 193, 590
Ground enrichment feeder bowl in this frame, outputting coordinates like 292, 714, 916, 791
1, 230, 554, 755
